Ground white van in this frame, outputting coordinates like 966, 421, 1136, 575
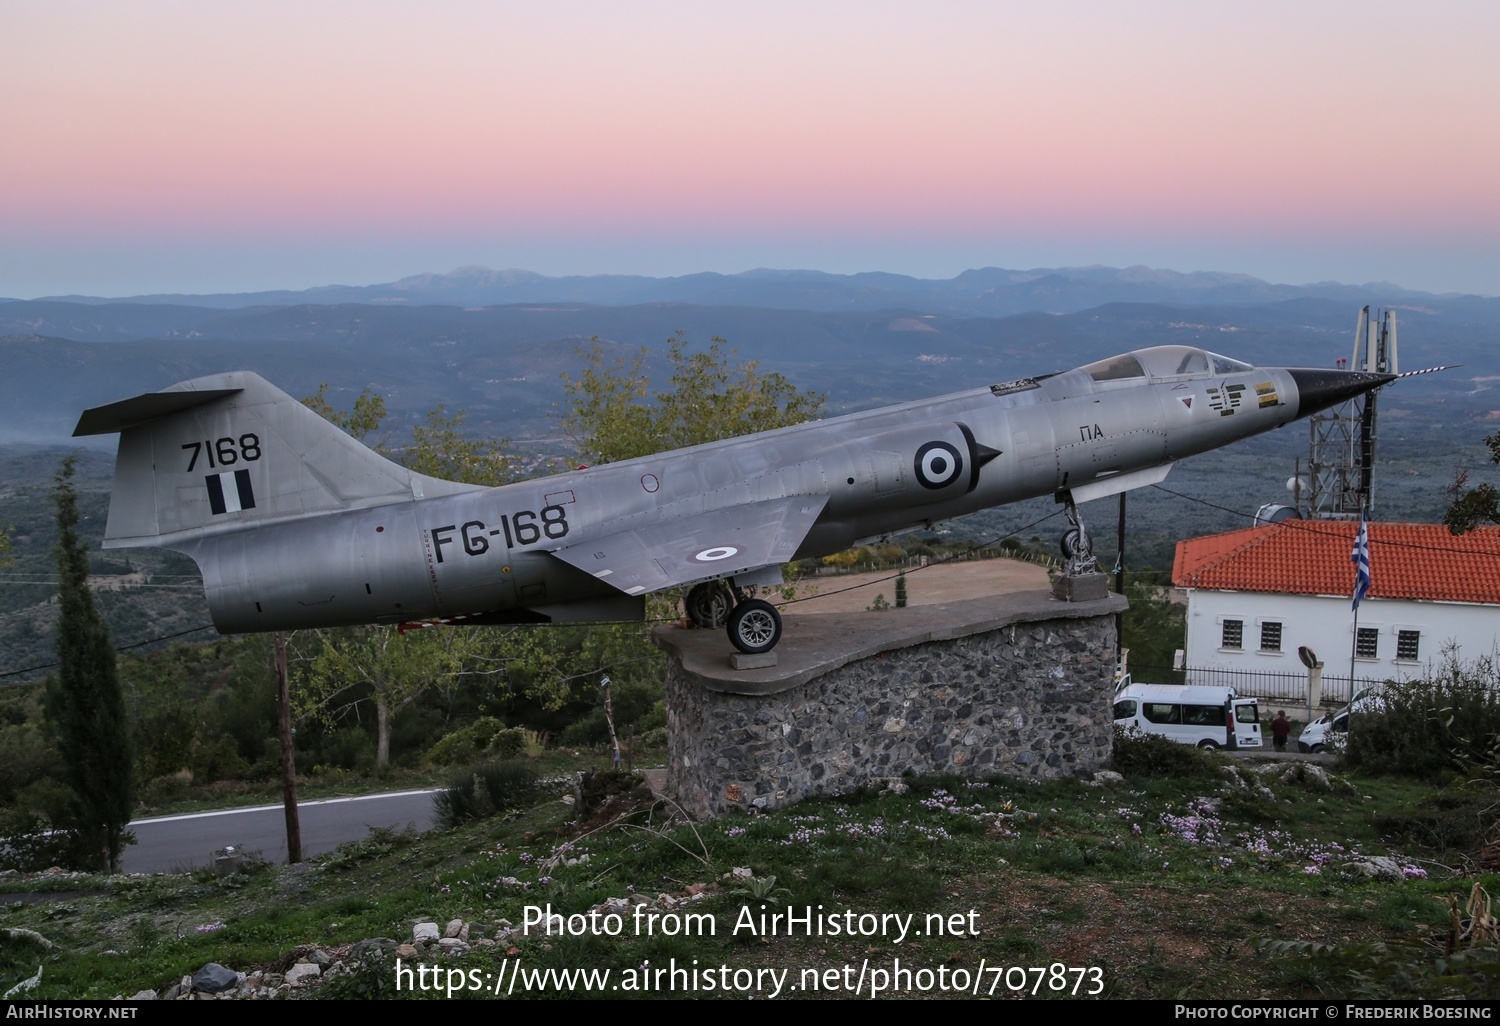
1113, 682, 1263, 750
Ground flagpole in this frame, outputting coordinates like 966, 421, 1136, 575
1349, 504, 1372, 699
1348, 597, 1359, 694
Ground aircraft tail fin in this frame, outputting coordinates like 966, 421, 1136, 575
74, 372, 479, 549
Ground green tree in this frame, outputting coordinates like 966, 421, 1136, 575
0, 527, 12, 567
302, 383, 386, 442
1445, 432, 1500, 534
297, 626, 473, 769
302, 385, 519, 487
1120, 575, 1186, 681
402, 405, 519, 487
560, 332, 825, 464
46, 454, 133, 872
294, 391, 527, 769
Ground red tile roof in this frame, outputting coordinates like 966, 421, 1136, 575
1172, 521, 1500, 604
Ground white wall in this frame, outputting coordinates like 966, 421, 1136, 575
1182, 590, 1499, 695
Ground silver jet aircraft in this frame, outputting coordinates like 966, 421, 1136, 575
74, 345, 1391, 654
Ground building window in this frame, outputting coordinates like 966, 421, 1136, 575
1396, 630, 1420, 661
1221, 619, 1243, 650
1259, 621, 1282, 652
1355, 628, 1379, 659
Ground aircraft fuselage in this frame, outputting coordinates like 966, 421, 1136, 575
132, 348, 1380, 636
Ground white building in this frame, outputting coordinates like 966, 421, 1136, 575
1172, 521, 1500, 702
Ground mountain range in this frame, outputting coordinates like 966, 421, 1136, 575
1, 264, 1495, 446
8, 263, 1496, 318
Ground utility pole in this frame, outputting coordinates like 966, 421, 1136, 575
275, 631, 302, 864
1115, 491, 1127, 665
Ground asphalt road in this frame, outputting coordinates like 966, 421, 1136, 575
121, 789, 441, 874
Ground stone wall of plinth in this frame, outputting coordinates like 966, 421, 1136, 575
653, 589, 1127, 820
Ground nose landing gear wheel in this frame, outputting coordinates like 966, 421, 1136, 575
727, 598, 782, 654
1060, 528, 1083, 559
685, 581, 732, 629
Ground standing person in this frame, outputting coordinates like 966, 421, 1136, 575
1271, 710, 1291, 753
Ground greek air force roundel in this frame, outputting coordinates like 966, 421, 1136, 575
914, 440, 964, 489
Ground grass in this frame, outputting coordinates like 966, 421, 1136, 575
0, 751, 1496, 1000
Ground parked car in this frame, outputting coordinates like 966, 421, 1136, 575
1297, 709, 1348, 753
1298, 685, 1386, 753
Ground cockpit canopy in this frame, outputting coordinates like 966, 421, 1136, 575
1081, 345, 1253, 383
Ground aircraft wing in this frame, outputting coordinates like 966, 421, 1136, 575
549, 494, 829, 596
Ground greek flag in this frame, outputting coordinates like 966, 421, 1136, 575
1350, 507, 1371, 610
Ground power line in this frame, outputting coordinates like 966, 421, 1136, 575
1149, 484, 1500, 559
0, 624, 218, 682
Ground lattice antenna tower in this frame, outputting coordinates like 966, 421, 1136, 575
1294, 307, 1396, 519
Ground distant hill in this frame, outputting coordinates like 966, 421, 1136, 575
11, 263, 1496, 317
3, 294, 1495, 445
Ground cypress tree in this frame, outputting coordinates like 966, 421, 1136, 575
47, 454, 133, 872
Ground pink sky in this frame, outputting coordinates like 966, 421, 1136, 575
3, 1, 1497, 296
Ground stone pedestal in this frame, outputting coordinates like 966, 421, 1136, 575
653, 588, 1127, 819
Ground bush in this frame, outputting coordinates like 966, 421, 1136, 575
1372, 784, 1499, 855
576, 768, 651, 818
1110, 726, 1219, 778
0, 808, 109, 873
311, 728, 376, 775
139, 770, 194, 806
558, 678, 665, 747
558, 711, 604, 746
1342, 658, 1500, 781
0, 721, 56, 806
433, 760, 541, 826
188, 733, 250, 783
426, 717, 524, 766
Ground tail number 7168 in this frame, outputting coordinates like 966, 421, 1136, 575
183, 434, 261, 471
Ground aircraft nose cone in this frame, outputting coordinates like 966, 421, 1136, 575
1288, 368, 1396, 418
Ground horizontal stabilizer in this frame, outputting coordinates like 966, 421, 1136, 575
74, 387, 244, 436
550, 494, 829, 595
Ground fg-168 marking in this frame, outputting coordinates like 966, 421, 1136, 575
431, 506, 571, 561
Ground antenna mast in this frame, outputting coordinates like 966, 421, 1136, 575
1299, 307, 1396, 519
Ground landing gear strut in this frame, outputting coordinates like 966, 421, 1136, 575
1059, 498, 1099, 577
684, 581, 733, 629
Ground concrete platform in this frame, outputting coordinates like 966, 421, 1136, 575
652, 588, 1127, 696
